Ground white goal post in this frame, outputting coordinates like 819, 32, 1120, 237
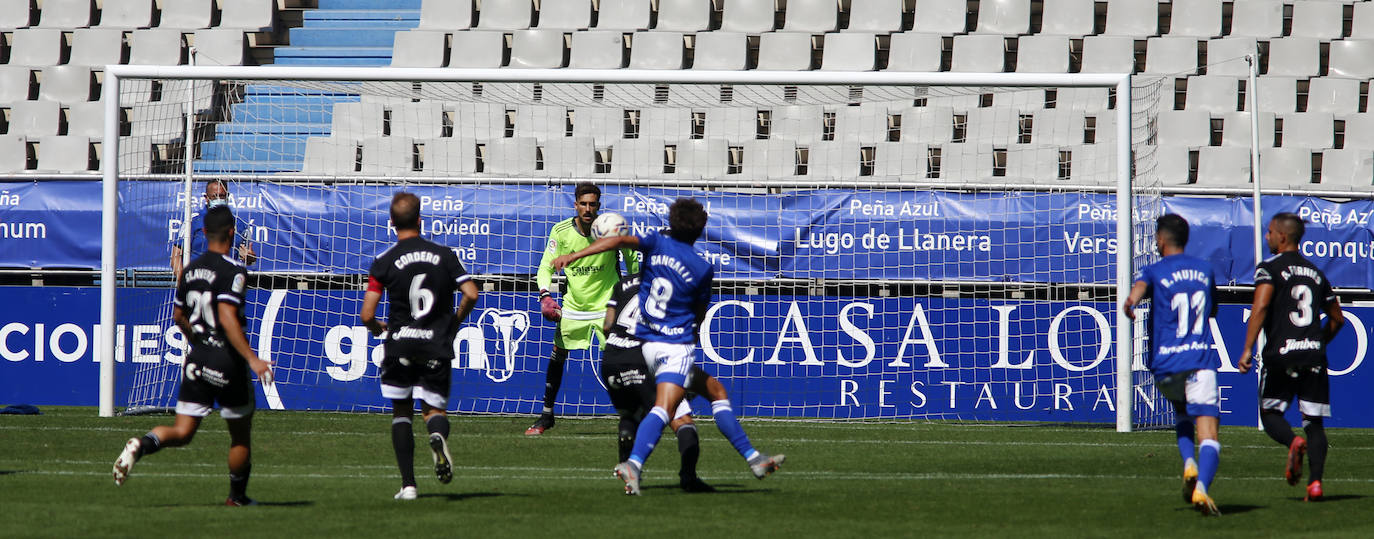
98, 66, 1159, 432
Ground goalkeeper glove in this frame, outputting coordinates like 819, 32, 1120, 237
540, 290, 562, 322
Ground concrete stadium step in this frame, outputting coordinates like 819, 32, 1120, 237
200, 134, 311, 158
215, 123, 331, 136
272, 56, 393, 66
193, 160, 304, 174
228, 101, 352, 123
318, 0, 422, 10
301, 19, 418, 29
289, 28, 407, 47
272, 47, 394, 66
303, 10, 419, 23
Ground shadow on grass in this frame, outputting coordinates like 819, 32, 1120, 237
1292, 494, 1363, 503
417, 492, 511, 502
1174, 504, 1264, 516
0, 470, 18, 476
641, 483, 772, 494
254, 500, 315, 507
149, 500, 316, 508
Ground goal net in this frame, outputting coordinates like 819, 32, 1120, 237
100, 67, 1168, 430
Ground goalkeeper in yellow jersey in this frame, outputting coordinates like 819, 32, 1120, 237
526, 182, 639, 435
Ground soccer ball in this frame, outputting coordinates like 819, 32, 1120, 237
591, 212, 628, 240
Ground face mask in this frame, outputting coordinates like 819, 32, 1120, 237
207, 198, 228, 209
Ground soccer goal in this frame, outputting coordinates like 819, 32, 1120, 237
98, 66, 1170, 431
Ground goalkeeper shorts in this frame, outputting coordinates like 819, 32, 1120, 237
554, 317, 605, 351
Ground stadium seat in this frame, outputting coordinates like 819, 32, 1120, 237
1306, 78, 1361, 115
9, 29, 66, 67
1103, 0, 1156, 37
819, 33, 877, 71
1355, 3, 1374, 39
1157, 109, 1212, 148
1144, 37, 1198, 75
768, 105, 823, 143
1344, 113, 1374, 150
99, 0, 154, 29
655, 0, 711, 32
1195, 147, 1252, 187
805, 140, 862, 180
1166, 0, 1222, 38
0, 135, 30, 172
885, 33, 943, 72
899, 106, 955, 144
219, 0, 275, 32
478, 0, 533, 30
1253, 76, 1298, 114
1228, 0, 1282, 38
536, 0, 592, 30
1153, 145, 1194, 185
159, 0, 212, 30
1032, 109, 1087, 146
0, 67, 33, 102
508, 30, 566, 68
37, 65, 92, 104
1259, 147, 1315, 188
513, 104, 567, 140
741, 139, 799, 179
390, 31, 448, 68
991, 89, 1047, 110
38, 0, 92, 29
965, 108, 1021, 146
65, 101, 104, 140
844, 0, 902, 33
569, 31, 625, 69
1320, 148, 1374, 188
757, 33, 813, 70
35, 136, 92, 172
637, 108, 692, 140
1054, 87, 1110, 112
1289, 1, 1344, 40
191, 30, 246, 66
976, 0, 1030, 35
331, 102, 385, 141
128, 29, 184, 66
540, 137, 596, 176
391, 102, 446, 139
609, 138, 665, 177
571, 107, 626, 143
1065, 144, 1117, 185
783, 0, 838, 33
595, 0, 651, 31
1080, 36, 1135, 74
691, 32, 747, 70
1204, 37, 1257, 77
937, 143, 995, 183
454, 103, 510, 139
1015, 35, 1070, 73
418, 0, 473, 30
303, 137, 357, 174
1185, 76, 1240, 114
704, 107, 758, 140
8, 100, 60, 136
1279, 112, 1334, 149
0, 0, 33, 29
448, 31, 506, 68
721, 0, 777, 33
869, 141, 927, 180
1040, 0, 1094, 36
421, 138, 479, 174
835, 103, 891, 144
1221, 111, 1276, 148
951, 35, 1005, 73
68, 29, 126, 68
911, 0, 967, 34
1265, 38, 1321, 77
672, 139, 729, 179
1327, 40, 1374, 79
128, 102, 185, 143
1004, 145, 1060, 183
361, 137, 415, 175
629, 32, 686, 70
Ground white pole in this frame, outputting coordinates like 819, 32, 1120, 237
99, 71, 122, 417
183, 50, 197, 267
1114, 76, 1135, 432
1247, 53, 1265, 431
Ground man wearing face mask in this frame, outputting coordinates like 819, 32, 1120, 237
171, 180, 257, 283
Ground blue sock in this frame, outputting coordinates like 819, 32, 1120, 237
627, 406, 669, 468
711, 400, 758, 461
1198, 439, 1220, 491
1175, 420, 1196, 464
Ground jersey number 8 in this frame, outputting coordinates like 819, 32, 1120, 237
643, 277, 674, 319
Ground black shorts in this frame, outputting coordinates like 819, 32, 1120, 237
177, 347, 254, 418
601, 345, 709, 419
1260, 359, 1331, 417
379, 341, 452, 409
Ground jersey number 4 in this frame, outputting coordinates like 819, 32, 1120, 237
1169, 290, 1206, 338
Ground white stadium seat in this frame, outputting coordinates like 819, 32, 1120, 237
938, 143, 995, 183
1144, 37, 1198, 75
757, 32, 813, 71
1306, 78, 1361, 115
191, 29, 246, 66
65, 101, 105, 140
656, 0, 711, 32
422, 138, 479, 175
1156, 110, 1212, 148
1080, 36, 1135, 74
692, 32, 747, 70
672, 139, 729, 179
477, 0, 533, 30
783, 0, 838, 33
391, 31, 448, 68
1204, 38, 1257, 77
1221, 111, 1276, 148
1253, 76, 1298, 114
418, 0, 473, 30
509, 30, 567, 69
0, 135, 30, 173
1228, 0, 1282, 38
743, 139, 800, 179
1032, 109, 1088, 146
871, 141, 928, 181
1153, 145, 1193, 186
484, 137, 539, 175
1327, 40, 1374, 79
219, 0, 276, 32
1166, 0, 1222, 38
539, 137, 596, 176
569, 31, 625, 69
536, 0, 592, 30
1185, 76, 1239, 114
1266, 38, 1321, 77
951, 35, 1005, 73
0, 66, 34, 102
130, 29, 185, 66
1259, 147, 1315, 189
68, 29, 126, 68
595, 0, 651, 31
571, 107, 626, 143
100, 0, 154, 29
1289, 1, 1344, 40
965, 108, 1021, 146
721, 0, 777, 34
976, 0, 1031, 35
361, 137, 415, 175
303, 137, 357, 174
1355, 3, 1374, 39
448, 31, 506, 68
38, 0, 92, 29
390, 102, 446, 140
9, 29, 66, 67
1103, 0, 1156, 37
820, 33, 877, 71
885, 33, 943, 72
0, 0, 33, 29
1195, 147, 1252, 187
37, 65, 93, 104
1320, 148, 1374, 188
160, 0, 214, 30
1343, 114, 1374, 150
1015, 35, 1070, 73
1040, 0, 1094, 36
912, 0, 967, 34
1279, 112, 1335, 149
629, 32, 685, 70
805, 140, 862, 181
331, 102, 385, 141
845, 0, 903, 33
514, 104, 569, 140
35, 136, 92, 172
8, 100, 61, 137
1006, 145, 1061, 183
900, 107, 956, 144
1064, 144, 1116, 185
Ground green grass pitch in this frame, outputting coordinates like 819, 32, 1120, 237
3, 407, 1374, 537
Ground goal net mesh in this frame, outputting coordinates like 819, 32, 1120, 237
110, 73, 1168, 427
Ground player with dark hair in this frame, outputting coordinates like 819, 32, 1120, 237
528, 182, 639, 435
1123, 214, 1222, 515
1239, 212, 1345, 502
556, 198, 783, 495
113, 205, 274, 507
172, 180, 257, 283
361, 192, 480, 500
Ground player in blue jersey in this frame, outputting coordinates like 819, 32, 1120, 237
1123, 214, 1222, 515
553, 198, 784, 495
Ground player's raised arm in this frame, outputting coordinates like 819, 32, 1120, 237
553, 235, 640, 272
